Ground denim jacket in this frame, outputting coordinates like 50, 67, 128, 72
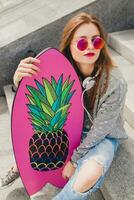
71, 67, 128, 163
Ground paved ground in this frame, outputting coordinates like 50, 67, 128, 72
0, 97, 24, 200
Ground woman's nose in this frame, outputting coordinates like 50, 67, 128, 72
88, 40, 94, 49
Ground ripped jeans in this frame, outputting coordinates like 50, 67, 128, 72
52, 137, 120, 200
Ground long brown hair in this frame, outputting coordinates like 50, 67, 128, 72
59, 12, 115, 111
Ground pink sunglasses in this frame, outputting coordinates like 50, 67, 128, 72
76, 36, 105, 51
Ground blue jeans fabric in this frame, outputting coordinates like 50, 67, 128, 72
52, 137, 120, 200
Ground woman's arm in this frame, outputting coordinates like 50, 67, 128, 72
71, 78, 127, 163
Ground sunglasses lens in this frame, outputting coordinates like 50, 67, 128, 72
77, 38, 88, 51
93, 37, 105, 49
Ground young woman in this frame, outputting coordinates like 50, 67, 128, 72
0, 12, 128, 200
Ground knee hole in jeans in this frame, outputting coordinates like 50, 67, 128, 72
72, 159, 104, 193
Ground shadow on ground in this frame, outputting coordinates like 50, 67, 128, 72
6, 188, 30, 200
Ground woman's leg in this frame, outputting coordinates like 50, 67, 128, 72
52, 137, 120, 200
72, 159, 103, 193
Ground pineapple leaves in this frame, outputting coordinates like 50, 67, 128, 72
40, 111, 52, 122
35, 79, 46, 97
54, 113, 69, 130
26, 74, 75, 132
26, 94, 36, 105
56, 74, 63, 96
56, 104, 71, 115
52, 95, 61, 112
50, 111, 62, 127
62, 75, 70, 91
61, 80, 75, 106
41, 102, 55, 117
32, 124, 42, 131
31, 119, 42, 127
26, 85, 49, 107
42, 125, 50, 132
29, 112, 47, 125
27, 104, 41, 117
51, 76, 57, 90
43, 79, 57, 106
65, 90, 76, 104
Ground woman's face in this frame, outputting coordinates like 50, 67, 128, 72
70, 23, 102, 76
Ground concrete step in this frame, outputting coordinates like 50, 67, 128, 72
101, 122, 134, 200
0, 97, 24, 200
0, 96, 12, 156
0, 184, 105, 200
3, 84, 15, 114
109, 47, 134, 129
0, 0, 28, 13
108, 29, 134, 64
0, 0, 96, 48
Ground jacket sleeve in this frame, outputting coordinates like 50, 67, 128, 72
71, 78, 127, 163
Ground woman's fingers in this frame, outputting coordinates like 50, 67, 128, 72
18, 66, 38, 75
19, 57, 40, 72
19, 63, 40, 72
16, 73, 32, 81
21, 57, 40, 65
17, 64, 40, 73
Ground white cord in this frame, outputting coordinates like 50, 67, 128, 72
81, 68, 101, 127
81, 88, 94, 124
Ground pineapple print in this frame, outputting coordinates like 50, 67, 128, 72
26, 74, 75, 171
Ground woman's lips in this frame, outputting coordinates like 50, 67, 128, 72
84, 52, 96, 57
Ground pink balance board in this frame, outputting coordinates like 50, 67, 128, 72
11, 48, 84, 196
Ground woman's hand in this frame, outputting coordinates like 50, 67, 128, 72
62, 161, 76, 180
13, 57, 40, 87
